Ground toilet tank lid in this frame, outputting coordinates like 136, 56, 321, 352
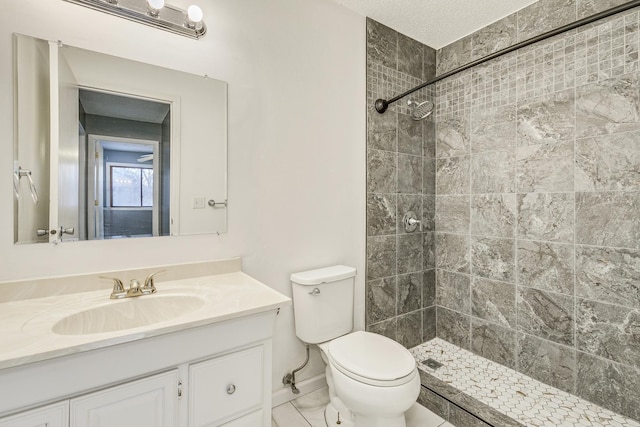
290, 265, 356, 285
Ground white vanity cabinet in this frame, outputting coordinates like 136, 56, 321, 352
0, 401, 69, 427
0, 310, 280, 427
0, 268, 290, 427
70, 370, 179, 427
0, 372, 179, 427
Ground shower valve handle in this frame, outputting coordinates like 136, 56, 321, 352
403, 211, 422, 232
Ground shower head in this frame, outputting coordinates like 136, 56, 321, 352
407, 99, 434, 120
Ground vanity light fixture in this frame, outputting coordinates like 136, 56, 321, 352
63, 0, 207, 39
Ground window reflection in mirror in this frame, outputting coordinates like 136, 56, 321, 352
79, 89, 171, 240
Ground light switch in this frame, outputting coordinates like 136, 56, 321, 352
193, 197, 205, 209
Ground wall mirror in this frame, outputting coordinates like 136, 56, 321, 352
13, 33, 227, 244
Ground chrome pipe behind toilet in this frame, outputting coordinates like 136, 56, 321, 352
283, 344, 310, 394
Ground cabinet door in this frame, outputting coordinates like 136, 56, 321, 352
220, 410, 263, 427
0, 401, 69, 427
70, 370, 178, 427
189, 346, 264, 426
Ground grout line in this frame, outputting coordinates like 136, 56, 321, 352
466, 106, 473, 351
291, 402, 314, 427
434, 95, 440, 340
572, 51, 579, 396
514, 68, 520, 373
271, 402, 313, 427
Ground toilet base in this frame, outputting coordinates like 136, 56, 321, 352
324, 401, 355, 427
324, 401, 409, 427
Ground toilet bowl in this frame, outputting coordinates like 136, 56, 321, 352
318, 331, 420, 427
290, 266, 421, 427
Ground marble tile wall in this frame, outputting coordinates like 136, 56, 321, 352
436, 0, 633, 76
433, 3, 640, 421
366, 18, 437, 348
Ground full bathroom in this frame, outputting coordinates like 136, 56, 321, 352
1, 0, 639, 426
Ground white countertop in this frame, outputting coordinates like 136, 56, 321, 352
0, 272, 291, 370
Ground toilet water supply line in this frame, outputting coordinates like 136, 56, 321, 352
283, 344, 310, 394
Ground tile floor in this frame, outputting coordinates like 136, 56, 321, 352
411, 338, 640, 427
271, 386, 453, 427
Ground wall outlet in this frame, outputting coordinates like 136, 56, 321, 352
193, 197, 205, 209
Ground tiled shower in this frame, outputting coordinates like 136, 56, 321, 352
366, 20, 437, 348
366, 0, 640, 422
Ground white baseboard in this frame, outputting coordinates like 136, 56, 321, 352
271, 373, 327, 407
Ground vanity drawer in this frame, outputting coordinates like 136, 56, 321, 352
189, 345, 264, 426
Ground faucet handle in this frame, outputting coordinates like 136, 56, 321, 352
100, 276, 126, 299
127, 279, 142, 297
142, 270, 166, 294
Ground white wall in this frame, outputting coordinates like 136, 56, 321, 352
14, 35, 50, 244
0, 0, 366, 394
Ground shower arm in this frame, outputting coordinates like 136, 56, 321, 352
375, 0, 640, 114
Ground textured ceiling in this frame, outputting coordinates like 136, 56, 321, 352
331, 0, 539, 49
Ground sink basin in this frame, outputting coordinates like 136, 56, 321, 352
52, 294, 206, 335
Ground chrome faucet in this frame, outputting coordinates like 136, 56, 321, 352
100, 270, 165, 299
142, 270, 165, 295
100, 276, 126, 299
126, 279, 143, 297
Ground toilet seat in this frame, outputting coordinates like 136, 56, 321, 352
320, 331, 417, 387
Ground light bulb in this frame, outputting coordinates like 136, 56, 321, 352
187, 5, 204, 23
147, 0, 165, 9
147, 0, 164, 16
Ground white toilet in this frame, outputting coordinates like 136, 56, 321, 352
291, 265, 420, 427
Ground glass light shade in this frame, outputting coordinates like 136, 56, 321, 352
187, 5, 204, 23
147, 0, 165, 10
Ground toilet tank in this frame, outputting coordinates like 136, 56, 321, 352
291, 265, 356, 344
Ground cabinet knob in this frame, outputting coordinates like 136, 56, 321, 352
226, 384, 236, 394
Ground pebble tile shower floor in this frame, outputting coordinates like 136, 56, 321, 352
412, 338, 640, 427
